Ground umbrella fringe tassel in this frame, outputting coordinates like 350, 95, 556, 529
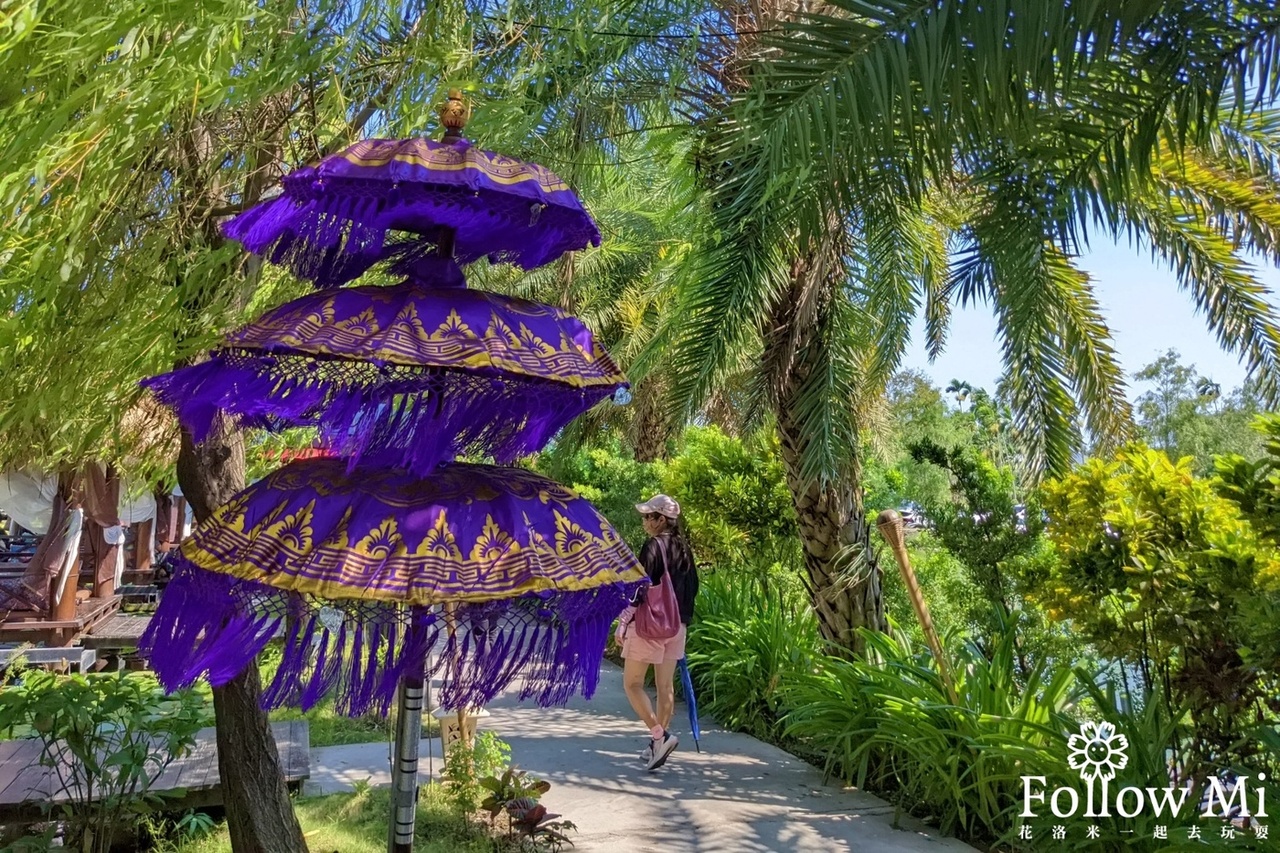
140, 561, 640, 711
143, 354, 610, 476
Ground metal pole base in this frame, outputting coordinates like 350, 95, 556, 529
388, 673, 425, 853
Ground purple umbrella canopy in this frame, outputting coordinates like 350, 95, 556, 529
143, 276, 628, 476
140, 458, 647, 712
223, 98, 601, 288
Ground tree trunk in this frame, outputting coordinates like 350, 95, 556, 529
177, 414, 308, 853
630, 376, 670, 463
775, 388, 887, 655
212, 667, 307, 853
765, 247, 887, 656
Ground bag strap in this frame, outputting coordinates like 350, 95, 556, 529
654, 533, 671, 584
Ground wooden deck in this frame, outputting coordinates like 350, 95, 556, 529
0, 720, 309, 823
80, 614, 151, 651
0, 595, 120, 647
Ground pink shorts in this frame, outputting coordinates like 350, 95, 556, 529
622, 623, 687, 665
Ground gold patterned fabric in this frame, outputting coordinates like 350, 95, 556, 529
225, 281, 625, 389
179, 459, 645, 606
337, 139, 571, 192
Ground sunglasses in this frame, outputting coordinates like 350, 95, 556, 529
644, 512, 665, 521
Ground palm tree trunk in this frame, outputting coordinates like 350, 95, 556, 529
630, 376, 670, 463
773, 358, 887, 655
177, 414, 308, 853
765, 245, 887, 655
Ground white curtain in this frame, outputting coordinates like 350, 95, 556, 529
118, 481, 158, 571
52, 508, 84, 607
103, 524, 127, 586
3, 473, 163, 575
118, 485, 156, 525
0, 470, 57, 535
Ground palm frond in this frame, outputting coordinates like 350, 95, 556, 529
1042, 249, 1134, 456
957, 189, 1085, 476
659, 159, 792, 422
1154, 146, 1280, 262
1122, 193, 1280, 404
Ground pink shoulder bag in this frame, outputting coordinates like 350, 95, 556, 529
634, 536, 681, 641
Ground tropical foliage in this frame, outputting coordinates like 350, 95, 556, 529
1134, 350, 1267, 474
0, 671, 211, 853
642, 0, 1280, 659
6, 1, 1280, 849
1035, 446, 1280, 761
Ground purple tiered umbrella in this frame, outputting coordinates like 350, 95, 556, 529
140, 458, 647, 713
143, 275, 628, 476
223, 93, 601, 288
159, 93, 623, 853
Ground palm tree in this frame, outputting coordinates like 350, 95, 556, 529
662, 1, 1280, 654
1197, 377, 1224, 408
945, 379, 973, 410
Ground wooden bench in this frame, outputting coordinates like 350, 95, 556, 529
0, 720, 310, 824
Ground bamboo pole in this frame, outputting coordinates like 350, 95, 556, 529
875, 510, 960, 705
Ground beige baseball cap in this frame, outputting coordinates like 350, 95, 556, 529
635, 494, 681, 519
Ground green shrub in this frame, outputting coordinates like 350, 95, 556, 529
0, 671, 211, 853
443, 731, 512, 816
882, 531, 985, 647
662, 426, 797, 571
784, 615, 1077, 842
1037, 446, 1280, 765
685, 571, 820, 741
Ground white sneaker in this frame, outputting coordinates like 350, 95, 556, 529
639, 740, 654, 763
646, 732, 678, 770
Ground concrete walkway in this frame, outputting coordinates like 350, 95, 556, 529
307, 662, 976, 852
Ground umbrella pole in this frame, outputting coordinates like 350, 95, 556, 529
388, 627, 427, 853
678, 658, 701, 752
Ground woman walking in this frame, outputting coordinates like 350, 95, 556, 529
614, 494, 699, 770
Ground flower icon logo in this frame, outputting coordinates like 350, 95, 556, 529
1068, 721, 1129, 781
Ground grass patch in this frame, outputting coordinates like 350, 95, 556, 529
255, 647, 438, 748
267, 703, 390, 748
168, 786, 494, 853
266, 702, 439, 748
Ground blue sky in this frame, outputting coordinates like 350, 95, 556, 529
901, 239, 1280, 399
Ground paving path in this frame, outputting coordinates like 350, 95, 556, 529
308, 662, 976, 852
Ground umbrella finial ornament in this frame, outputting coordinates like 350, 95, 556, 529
439, 89, 470, 141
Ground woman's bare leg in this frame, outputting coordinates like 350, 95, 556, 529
622, 657, 659, 731
654, 659, 678, 730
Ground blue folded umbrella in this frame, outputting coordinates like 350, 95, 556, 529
677, 657, 701, 752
